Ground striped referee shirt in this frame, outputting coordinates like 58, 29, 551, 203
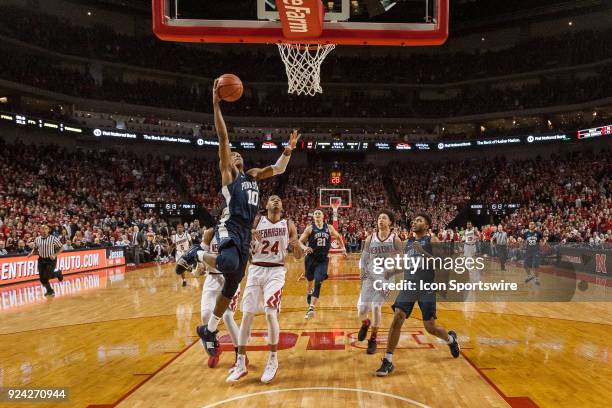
492, 231, 508, 246
34, 235, 62, 258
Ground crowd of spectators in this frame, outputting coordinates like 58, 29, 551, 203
390, 159, 498, 232
1, 137, 609, 261
485, 152, 611, 245
1, 5, 611, 84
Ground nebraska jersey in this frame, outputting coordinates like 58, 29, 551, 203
173, 232, 191, 252
364, 231, 397, 277
464, 228, 477, 245
205, 236, 222, 275
251, 217, 289, 265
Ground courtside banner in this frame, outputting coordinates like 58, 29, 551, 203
0, 247, 126, 286
0, 267, 126, 312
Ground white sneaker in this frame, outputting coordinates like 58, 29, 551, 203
226, 363, 248, 383
260, 357, 278, 384
305, 307, 315, 320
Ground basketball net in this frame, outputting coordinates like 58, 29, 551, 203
277, 43, 336, 96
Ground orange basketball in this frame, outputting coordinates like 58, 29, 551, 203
217, 73, 243, 102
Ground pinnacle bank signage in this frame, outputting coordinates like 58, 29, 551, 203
0, 111, 598, 153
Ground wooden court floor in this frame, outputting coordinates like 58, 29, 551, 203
0, 255, 610, 408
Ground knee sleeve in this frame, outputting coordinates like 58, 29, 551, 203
371, 304, 382, 327
264, 307, 280, 345
216, 245, 240, 275
238, 312, 254, 347
312, 281, 323, 298
223, 309, 240, 347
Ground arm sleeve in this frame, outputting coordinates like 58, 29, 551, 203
270, 152, 290, 175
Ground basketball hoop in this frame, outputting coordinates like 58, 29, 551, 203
277, 43, 336, 96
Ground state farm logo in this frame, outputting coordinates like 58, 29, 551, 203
276, 0, 323, 39
527, 135, 535, 143
93, 128, 102, 137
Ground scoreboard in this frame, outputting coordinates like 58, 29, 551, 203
577, 124, 612, 140
142, 202, 198, 217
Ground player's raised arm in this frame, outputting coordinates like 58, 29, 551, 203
288, 220, 304, 259
247, 130, 300, 181
213, 79, 234, 186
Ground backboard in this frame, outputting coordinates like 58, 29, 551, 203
319, 188, 352, 208
153, 0, 448, 46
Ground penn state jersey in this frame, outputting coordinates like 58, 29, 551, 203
217, 172, 259, 247
524, 230, 542, 252
405, 235, 434, 282
308, 222, 331, 261
251, 217, 289, 265
364, 231, 396, 278
173, 232, 191, 252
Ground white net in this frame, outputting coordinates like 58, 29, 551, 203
277, 43, 336, 96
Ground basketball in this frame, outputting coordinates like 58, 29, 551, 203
216, 73, 243, 102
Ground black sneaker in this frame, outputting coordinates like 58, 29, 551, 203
56, 269, 64, 282
306, 289, 313, 306
448, 331, 460, 358
375, 358, 394, 377
45, 290, 55, 297
182, 280, 187, 287
358, 320, 371, 341
366, 339, 377, 354
197, 325, 219, 357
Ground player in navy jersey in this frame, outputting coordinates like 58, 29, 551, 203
184, 78, 300, 358
299, 209, 346, 320
523, 221, 542, 285
376, 213, 460, 377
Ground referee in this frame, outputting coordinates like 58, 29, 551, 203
28, 224, 64, 296
491, 224, 508, 271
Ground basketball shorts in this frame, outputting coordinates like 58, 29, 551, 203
463, 244, 476, 258
392, 290, 437, 321
358, 275, 391, 306
241, 265, 286, 314
524, 252, 540, 269
305, 255, 329, 282
201, 273, 241, 314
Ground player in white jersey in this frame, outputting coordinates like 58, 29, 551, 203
463, 221, 480, 285
226, 195, 303, 384
199, 228, 242, 369
172, 224, 192, 286
357, 210, 403, 354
